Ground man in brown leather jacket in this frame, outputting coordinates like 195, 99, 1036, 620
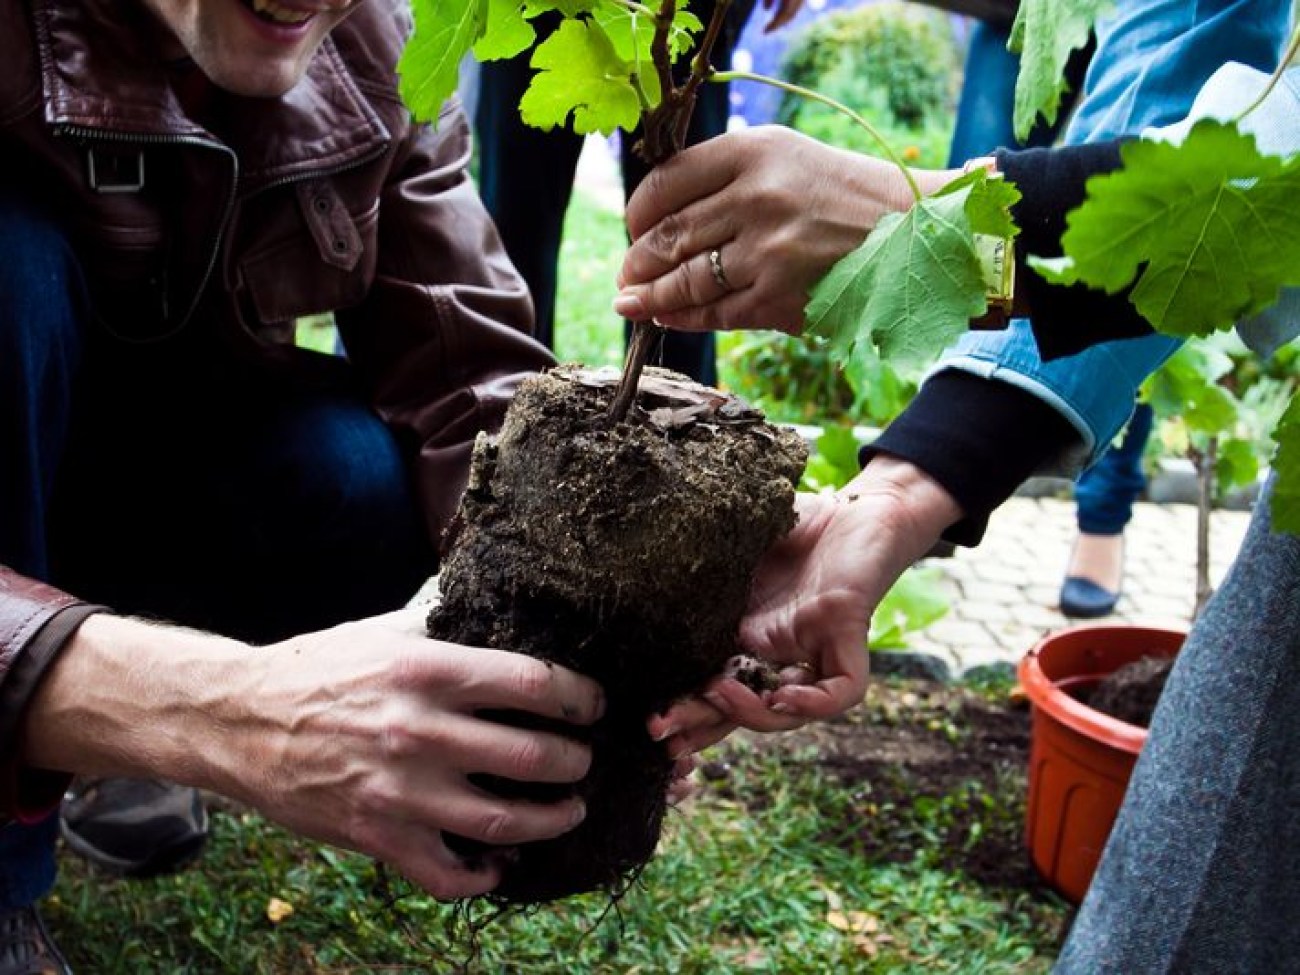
0, 1, 605, 969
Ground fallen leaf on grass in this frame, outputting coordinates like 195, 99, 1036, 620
266, 897, 295, 924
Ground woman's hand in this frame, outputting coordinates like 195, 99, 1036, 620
648, 457, 964, 758
615, 127, 947, 334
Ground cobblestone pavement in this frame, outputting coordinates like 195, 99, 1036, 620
906, 498, 1252, 675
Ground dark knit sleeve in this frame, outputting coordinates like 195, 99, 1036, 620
995, 141, 1155, 360
861, 371, 1080, 546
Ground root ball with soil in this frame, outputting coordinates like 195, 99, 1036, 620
428, 365, 807, 903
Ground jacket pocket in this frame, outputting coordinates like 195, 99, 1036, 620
240, 200, 378, 325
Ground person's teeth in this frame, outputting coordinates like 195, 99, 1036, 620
250, 0, 313, 24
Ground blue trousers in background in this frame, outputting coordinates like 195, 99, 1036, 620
1074, 401, 1154, 535
0, 190, 437, 909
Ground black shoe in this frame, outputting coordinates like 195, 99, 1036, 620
59, 778, 208, 878
0, 906, 72, 975
1059, 576, 1121, 618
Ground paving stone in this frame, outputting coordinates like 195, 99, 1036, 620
955, 580, 1025, 605
914, 498, 1250, 673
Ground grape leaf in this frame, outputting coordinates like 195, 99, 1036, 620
1216, 437, 1260, 496
1008, 0, 1111, 142
398, 0, 489, 123
1271, 391, 1300, 533
592, 2, 702, 106
1030, 121, 1300, 338
473, 0, 537, 62
806, 174, 1015, 370
938, 169, 1022, 240
869, 567, 950, 650
1142, 342, 1240, 436
519, 17, 641, 134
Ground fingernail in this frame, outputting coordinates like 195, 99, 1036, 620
703, 691, 728, 712
613, 292, 646, 319
570, 800, 588, 827
652, 722, 680, 742
594, 692, 607, 721
770, 702, 793, 714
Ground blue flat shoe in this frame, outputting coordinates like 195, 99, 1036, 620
1059, 576, 1121, 618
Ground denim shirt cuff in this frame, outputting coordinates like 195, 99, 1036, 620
927, 321, 1182, 471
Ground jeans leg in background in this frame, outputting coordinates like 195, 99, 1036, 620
1073, 401, 1154, 535
1056, 476, 1300, 973
474, 27, 583, 351
0, 191, 89, 911
52, 374, 439, 645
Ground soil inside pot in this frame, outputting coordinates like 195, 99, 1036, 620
428, 365, 807, 904
1077, 655, 1174, 729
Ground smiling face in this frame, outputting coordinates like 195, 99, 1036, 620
139, 0, 363, 97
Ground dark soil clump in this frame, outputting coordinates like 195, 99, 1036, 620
428, 365, 806, 903
1084, 655, 1174, 729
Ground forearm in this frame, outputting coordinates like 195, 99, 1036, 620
20, 613, 260, 796
864, 371, 1081, 545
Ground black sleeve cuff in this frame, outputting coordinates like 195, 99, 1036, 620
860, 371, 1080, 546
996, 142, 1155, 360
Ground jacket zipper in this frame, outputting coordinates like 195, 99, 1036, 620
56, 125, 239, 339
55, 126, 390, 336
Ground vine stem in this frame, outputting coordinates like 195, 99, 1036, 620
1235, 23, 1300, 122
713, 69, 924, 202
608, 0, 732, 423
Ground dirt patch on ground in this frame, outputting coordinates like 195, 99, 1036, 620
705, 679, 1045, 891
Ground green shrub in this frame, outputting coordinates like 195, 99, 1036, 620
777, 1, 960, 167
718, 330, 919, 428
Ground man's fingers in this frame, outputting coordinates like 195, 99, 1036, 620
700, 679, 809, 733
767, 676, 866, 720
390, 831, 506, 901
649, 694, 727, 742
438, 715, 593, 784
433, 790, 588, 847
448, 650, 606, 726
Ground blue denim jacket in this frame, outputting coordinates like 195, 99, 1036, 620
932, 0, 1292, 471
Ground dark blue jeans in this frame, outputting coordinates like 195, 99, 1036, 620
474, 0, 756, 385
0, 191, 437, 909
1075, 401, 1154, 536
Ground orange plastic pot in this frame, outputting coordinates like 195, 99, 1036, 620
1017, 623, 1185, 904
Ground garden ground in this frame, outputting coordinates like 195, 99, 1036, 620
51, 166, 1254, 972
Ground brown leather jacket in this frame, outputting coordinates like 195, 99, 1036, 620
0, 0, 553, 811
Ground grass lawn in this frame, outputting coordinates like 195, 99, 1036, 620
49, 678, 1068, 974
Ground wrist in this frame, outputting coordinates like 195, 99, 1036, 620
21, 613, 256, 792
841, 455, 965, 563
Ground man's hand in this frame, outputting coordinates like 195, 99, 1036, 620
648, 456, 963, 758
27, 609, 604, 901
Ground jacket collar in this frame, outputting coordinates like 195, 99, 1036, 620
33, 0, 390, 183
